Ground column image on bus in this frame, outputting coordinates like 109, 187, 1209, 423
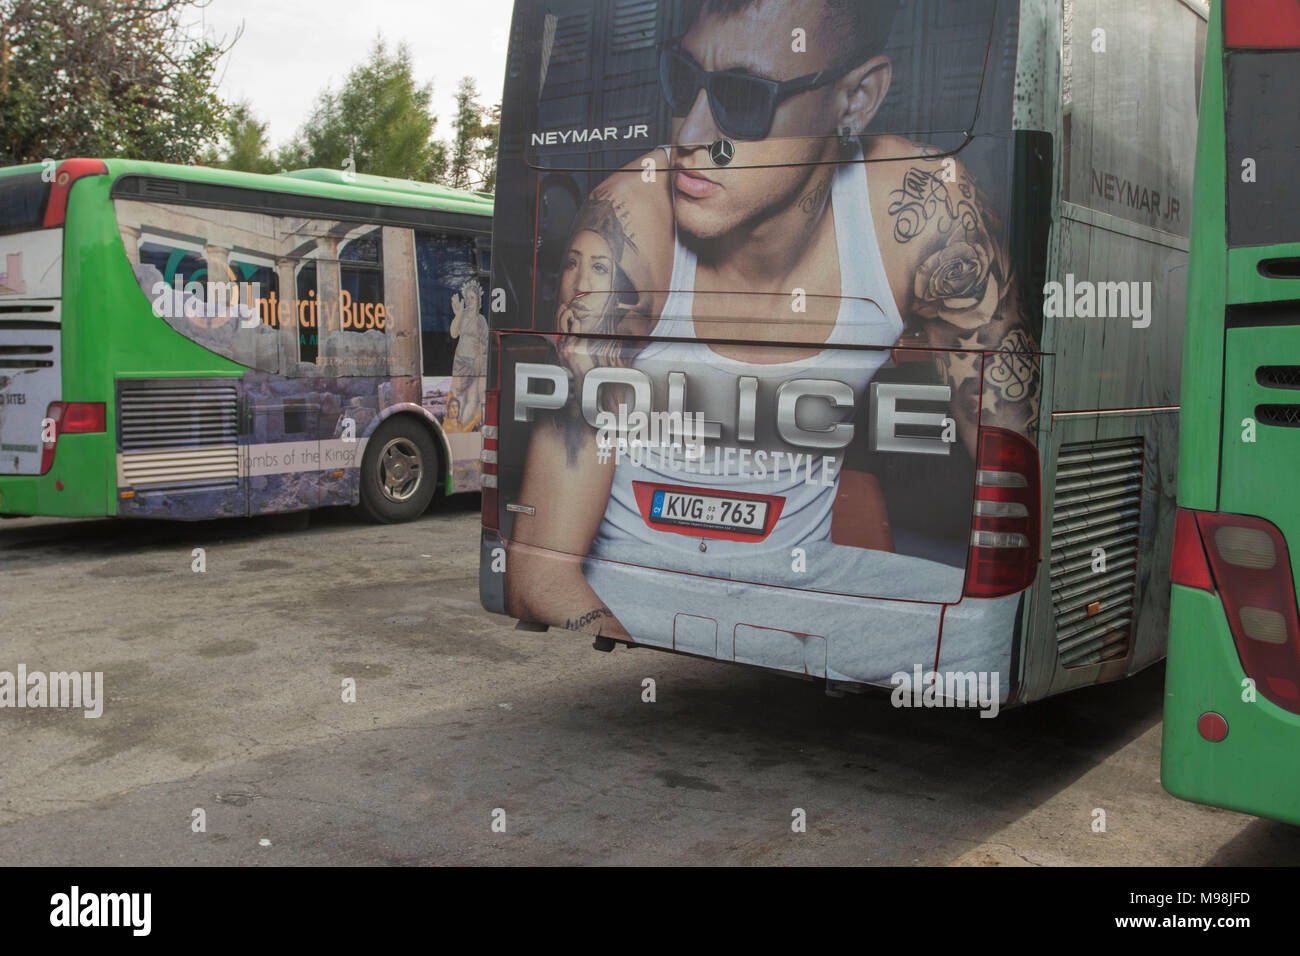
0, 160, 493, 523
482, 0, 1205, 709
1162, 0, 1300, 825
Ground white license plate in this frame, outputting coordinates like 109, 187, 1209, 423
650, 490, 768, 535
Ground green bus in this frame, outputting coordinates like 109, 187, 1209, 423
1163, 0, 1300, 825
0, 159, 492, 523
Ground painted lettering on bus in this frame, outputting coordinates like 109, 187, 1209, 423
512, 363, 952, 455
529, 124, 649, 146
151, 276, 388, 331
1090, 167, 1181, 223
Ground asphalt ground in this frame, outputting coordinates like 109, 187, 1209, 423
0, 500, 1296, 865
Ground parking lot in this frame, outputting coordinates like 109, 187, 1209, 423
0, 499, 1296, 866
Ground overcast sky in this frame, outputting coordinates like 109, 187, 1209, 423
200, 0, 516, 150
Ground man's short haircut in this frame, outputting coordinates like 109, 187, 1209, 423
691, 0, 900, 66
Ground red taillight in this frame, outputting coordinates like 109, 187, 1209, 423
42, 159, 108, 228
481, 389, 499, 530
1198, 512, 1300, 715
61, 403, 106, 433
1224, 0, 1300, 49
963, 427, 1041, 598
40, 402, 106, 475
1171, 507, 1214, 591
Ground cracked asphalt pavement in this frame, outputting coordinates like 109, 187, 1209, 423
1, 499, 1296, 865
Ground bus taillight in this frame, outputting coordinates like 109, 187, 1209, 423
481, 389, 499, 529
963, 427, 1041, 598
1224, 0, 1300, 49
1170, 508, 1214, 592
40, 402, 106, 475
1197, 512, 1300, 715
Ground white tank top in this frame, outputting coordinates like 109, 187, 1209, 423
592, 148, 904, 558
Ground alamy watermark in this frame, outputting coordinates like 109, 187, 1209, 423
1043, 274, 1151, 328
0, 665, 103, 718
594, 406, 708, 457
149, 275, 262, 327
890, 666, 1001, 718
50, 886, 150, 936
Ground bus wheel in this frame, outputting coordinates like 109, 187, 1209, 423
356, 417, 439, 523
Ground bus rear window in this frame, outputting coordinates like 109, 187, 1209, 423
0, 172, 49, 235
521, 0, 1000, 170
1226, 50, 1300, 247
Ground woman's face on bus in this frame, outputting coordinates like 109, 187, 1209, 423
559, 229, 615, 318
670, 0, 889, 242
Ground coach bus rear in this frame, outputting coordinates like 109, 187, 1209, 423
1162, 0, 1300, 825
484, 0, 1204, 708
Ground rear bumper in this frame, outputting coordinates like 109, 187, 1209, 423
1162, 584, 1300, 825
0, 434, 113, 517
481, 529, 1021, 701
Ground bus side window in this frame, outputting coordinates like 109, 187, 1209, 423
415, 232, 485, 432
1061, 0, 1201, 239
295, 259, 319, 366
415, 233, 481, 377
325, 225, 388, 376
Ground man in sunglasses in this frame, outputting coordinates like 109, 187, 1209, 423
508, 0, 1038, 665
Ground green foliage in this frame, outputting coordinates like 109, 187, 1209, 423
203, 100, 276, 174
0, 0, 231, 165
284, 38, 445, 182
448, 77, 499, 192
0, 3, 497, 195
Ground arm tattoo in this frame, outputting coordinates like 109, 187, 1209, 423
898, 165, 1041, 437
888, 167, 981, 244
563, 607, 613, 633
986, 327, 1039, 404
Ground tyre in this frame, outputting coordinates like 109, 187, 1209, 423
355, 416, 440, 523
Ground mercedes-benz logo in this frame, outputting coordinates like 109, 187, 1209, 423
709, 139, 735, 167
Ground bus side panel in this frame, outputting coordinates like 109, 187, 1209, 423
108, 193, 488, 519
1020, 408, 1179, 704
1162, 584, 1300, 825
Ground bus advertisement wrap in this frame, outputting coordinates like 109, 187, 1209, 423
0, 228, 63, 476
486, 0, 1051, 696
109, 199, 487, 518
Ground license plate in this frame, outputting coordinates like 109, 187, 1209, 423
650, 489, 769, 535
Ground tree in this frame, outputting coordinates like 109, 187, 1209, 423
284, 38, 445, 182
448, 77, 499, 192
0, 0, 231, 166
475, 102, 501, 194
203, 100, 275, 173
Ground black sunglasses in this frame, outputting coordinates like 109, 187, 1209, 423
659, 42, 860, 141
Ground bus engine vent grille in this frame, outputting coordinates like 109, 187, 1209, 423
118, 382, 239, 488
1257, 365, 1300, 390
1256, 404, 1300, 427
1049, 437, 1145, 668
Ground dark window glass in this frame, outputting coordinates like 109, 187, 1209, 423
139, 241, 208, 287
229, 259, 280, 330
416, 233, 480, 377
297, 261, 319, 364
0, 172, 49, 235
339, 228, 384, 332
1226, 50, 1300, 247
